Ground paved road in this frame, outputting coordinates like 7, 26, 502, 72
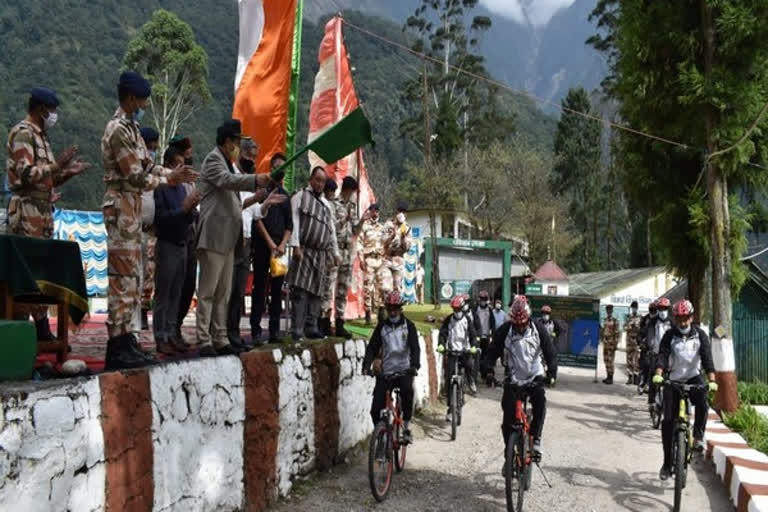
273, 365, 732, 512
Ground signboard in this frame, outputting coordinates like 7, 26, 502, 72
529, 295, 600, 369
439, 280, 472, 301
411, 226, 421, 239
525, 284, 542, 295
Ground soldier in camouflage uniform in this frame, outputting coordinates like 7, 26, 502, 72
623, 300, 643, 385
139, 127, 160, 330
378, 202, 413, 316
358, 203, 384, 325
101, 71, 197, 370
6, 87, 89, 340
601, 304, 621, 384
320, 176, 372, 338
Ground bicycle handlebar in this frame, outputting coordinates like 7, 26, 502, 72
662, 380, 709, 392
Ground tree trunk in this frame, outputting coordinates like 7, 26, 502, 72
429, 210, 440, 308
702, 0, 739, 413
646, 216, 653, 266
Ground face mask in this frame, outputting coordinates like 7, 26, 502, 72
479, 301, 488, 308
388, 314, 401, 324
631, 308, 638, 315
43, 111, 58, 130
494, 303, 502, 310
396, 213, 406, 223
185, 157, 193, 166
240, 158, 254, 173
679, 325, 691, 335
454, 311, 464, 319
659, 310, 669, 320
542, 314, 550, 322
133, 107, 145, 123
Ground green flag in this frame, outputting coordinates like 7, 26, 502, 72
272, 107, 374, 179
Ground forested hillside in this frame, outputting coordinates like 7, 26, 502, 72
0, 1, 555, 210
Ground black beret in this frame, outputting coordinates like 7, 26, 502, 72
341, 176, 358, 191
217, 119, 242, 140
30, 87, 59, 108
396, 201, 409, 212
606, 304, 614, 310
368, 203, 380, 211
118, 71, 152, 98
169, 135, 192, 151
630, 300, 638, 308
324, 179, 338, 192
140, 127, 159, 143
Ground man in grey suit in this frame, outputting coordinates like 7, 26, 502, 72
195, 119, 283, 356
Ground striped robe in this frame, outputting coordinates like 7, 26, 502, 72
287, 189, 338, 296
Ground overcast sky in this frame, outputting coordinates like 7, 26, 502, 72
480, 0, 577, 27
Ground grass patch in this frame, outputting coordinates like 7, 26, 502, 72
738, 380, 768, 406
722, 405, 768, 456
347, 304, 452, 339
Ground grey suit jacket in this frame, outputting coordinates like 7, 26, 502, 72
196, 146, 256, 254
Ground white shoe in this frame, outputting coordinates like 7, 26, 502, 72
694, 438, 706, 452
445, 409, 452, 422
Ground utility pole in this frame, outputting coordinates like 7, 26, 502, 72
702, 0, 739, 412
424, 64, 440, 308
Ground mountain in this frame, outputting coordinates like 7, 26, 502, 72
306, 0, 608, 108
0, 1, 556, 210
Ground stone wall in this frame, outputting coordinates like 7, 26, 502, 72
0, 333, 443, 511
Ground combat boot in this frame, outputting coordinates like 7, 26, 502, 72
336, 319, 352, 339
35, 317, 56, 342
626, 374, 634, 385
602, 374, 614, 385
318, 317, 332, 336
106, 334, 151, 371
365, 311, 372, 325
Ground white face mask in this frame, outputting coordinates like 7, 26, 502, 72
494, 303, 502, 310
396, 212, 406, 223
479, 301, 488, 308
659, 310, 669, 320
542, 314, 550, 322
631, 308, 638, 315
388, 315, 401, 324
454, 311, 464, 319
44, 111, 58, 130
679, 325, 691, 335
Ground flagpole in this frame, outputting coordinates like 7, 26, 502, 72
284, 0, 305, 193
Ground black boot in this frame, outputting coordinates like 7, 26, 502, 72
141, 309, 149, 331
318, 318, 332, 337
336, 319, 352, 339
602, 374, 614, 385
127, 333, 156, 363
105, 334, 151, 371
365, 311, 372, 326
35, 318, 56, 341
626, 374, 634, 385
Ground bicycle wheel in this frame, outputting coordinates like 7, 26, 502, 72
394, 404, 407, 473
505, 432, 525, 512
368, 423, 393, 502
450, 382, 458, 441
457, 383, 464, 427
523, 434, 533, 491
652, 402, 662, 430
673, 429, 686, 512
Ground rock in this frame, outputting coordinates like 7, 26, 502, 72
61, 359, 87, 376
33, 396, 75, 435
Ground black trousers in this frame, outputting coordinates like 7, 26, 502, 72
444, 353, 475, 406
501, 384, 546, 447
647, 352, 659, 404
370, 375, 414, 426
250, 239, 283, 337
227, 237, 251, 343
661, 375, 708, 467
176, 237, 198, 338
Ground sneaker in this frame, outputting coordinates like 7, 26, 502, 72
402, 429, 412, 444
469, 381, 478, 394
659, 465, 671, 481
533, 438, 543, 457
445, 408, 452, 422
694, 438, 706, 452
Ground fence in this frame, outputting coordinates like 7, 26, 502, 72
733, 304, 768, 384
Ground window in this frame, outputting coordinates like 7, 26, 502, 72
547, 285, 558, 295
458, 222, 471, 240
441, 214, 455, 238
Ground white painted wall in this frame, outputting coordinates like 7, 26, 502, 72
0, 379, 105, 512
337, 340, 375, 453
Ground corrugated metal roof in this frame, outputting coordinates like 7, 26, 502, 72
569, 267, 667, 298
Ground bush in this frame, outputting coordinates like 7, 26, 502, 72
738, 381, 768, 405
722, 405, 768, 456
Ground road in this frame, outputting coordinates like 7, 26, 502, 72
272, 365, 732, 512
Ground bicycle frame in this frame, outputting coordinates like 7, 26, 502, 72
513, 393, 534, 465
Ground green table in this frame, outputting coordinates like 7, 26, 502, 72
0, 234, 89, 362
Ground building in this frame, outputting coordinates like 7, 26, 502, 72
570, 267, 677, 312
528, 260, 570, 296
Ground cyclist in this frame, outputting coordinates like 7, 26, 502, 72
363, 291, 421, 444
652, 299, 717, 481
472, 290, 496, 351
647, 297, 673, 413
637, 301, 658, 390
437, 294, 478, 421
481, 295, 557, 462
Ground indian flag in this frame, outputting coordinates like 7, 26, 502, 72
233, 0, 303, 177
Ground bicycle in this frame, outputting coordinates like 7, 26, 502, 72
649, 374, 664, 430
492, 376, 552, 512
445, 349, 472, 441
367, 371, 411, 502
662, 379, 709, 512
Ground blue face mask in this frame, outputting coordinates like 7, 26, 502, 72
133, 107, 146, 123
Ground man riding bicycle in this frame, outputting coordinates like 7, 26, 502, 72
648, 297, 673, 412
481, 295, 557, 462
363, 291, 421, 444
438, 294, 478, 421
652, 299, 717, 481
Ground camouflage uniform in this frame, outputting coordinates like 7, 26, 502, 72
601, 315, 620, 375
322, 196, 359, 319
101, 107, 174, 339
358, 217, 384, 312
141, 230, 156, 310
378, 219, 413, 297
624, 313, 643, 376
5, 119, 71, 321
